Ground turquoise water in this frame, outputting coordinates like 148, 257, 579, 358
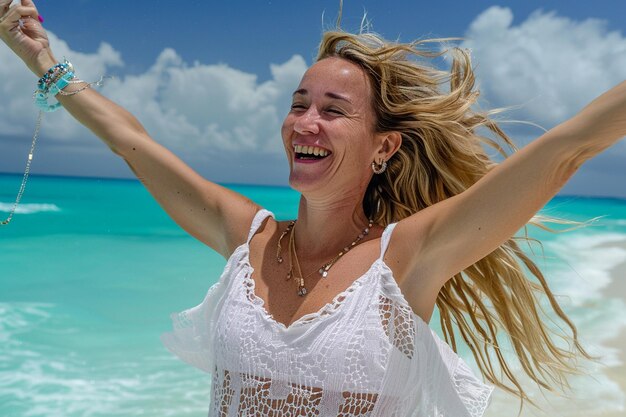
1, 173, 626, 416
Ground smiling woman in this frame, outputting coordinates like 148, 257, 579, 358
282, 57, 391, 195
1, 1, 625, 417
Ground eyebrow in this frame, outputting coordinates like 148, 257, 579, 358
292, 89, 353, 104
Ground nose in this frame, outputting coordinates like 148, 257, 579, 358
293, 107, 320, 135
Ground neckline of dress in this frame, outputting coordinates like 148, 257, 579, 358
242, 249, 383, 332
232, 210, 431, 332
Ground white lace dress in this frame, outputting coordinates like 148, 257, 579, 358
161, 209, 494, 417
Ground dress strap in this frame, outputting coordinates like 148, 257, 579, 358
246, 209, 275, 244
379, 222, 398, 260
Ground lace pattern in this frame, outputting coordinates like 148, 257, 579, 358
243, 260, 379, 330
162, 209, 494, 416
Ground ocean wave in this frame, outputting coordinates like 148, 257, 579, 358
540, 233, 626, 347
0, 202, 61, 214
486, 230, 626, 417
543, 232, 626, 305
0, 357, 211, 417
0, 302, 210, 417
483, 232, 626, 415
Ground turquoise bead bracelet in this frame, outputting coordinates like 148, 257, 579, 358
37, 60, 74, 90
35, 70, 75, 112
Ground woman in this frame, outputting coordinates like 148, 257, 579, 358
1, 1, 625, 416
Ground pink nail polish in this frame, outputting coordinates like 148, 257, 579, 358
38, 15, 44, 23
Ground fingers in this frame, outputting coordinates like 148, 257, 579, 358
0, 0, 25, 18
11, 0, 41, 18
0, 5, 39, 28
7, 0, 38, 11
0, 0, 14, 13
0, 1, 10, 22
19, 0, 38, 8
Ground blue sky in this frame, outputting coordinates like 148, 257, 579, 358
1, 0, 625, 197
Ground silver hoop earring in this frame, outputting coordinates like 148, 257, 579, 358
371, 159, 387, 174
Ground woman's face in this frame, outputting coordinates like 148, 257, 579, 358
281, 57, 382, 198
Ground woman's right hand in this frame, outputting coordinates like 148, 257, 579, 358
0, 0, 56, 76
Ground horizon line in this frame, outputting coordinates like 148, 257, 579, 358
1, 171, 625, 202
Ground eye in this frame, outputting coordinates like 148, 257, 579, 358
326, 107, 344, 115
290, 103, 307, 111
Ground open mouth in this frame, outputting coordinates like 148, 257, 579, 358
294, 145, 331, 161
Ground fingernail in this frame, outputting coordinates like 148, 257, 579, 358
38, 15, 44, 23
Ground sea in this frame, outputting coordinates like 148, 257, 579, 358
1, 172, 625, 417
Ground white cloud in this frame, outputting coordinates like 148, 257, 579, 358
2, 10, 624, 194
462, 7, 626, 129
0, 31, 307, 155
0, 32, 123, 140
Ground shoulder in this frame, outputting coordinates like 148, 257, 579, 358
246, 212, 285, 255
223, 204, 275, 257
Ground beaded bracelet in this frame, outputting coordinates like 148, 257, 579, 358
34, 60, 74, 111
35, 70, 75, 112
38, 60, 73, 85
37, 60, 74, 91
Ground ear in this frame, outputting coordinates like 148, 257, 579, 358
375, 131, 402, 161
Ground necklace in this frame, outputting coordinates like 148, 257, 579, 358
276, 218, 374, 296
1, 111, 43, 226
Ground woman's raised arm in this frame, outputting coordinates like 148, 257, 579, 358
390, 80, 626, 301
0, 0, 260, 257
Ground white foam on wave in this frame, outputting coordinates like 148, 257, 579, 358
543, 232, 626, 305
481, 232, 626, 416
0, 202, 61, 214
0, 302, 210, 417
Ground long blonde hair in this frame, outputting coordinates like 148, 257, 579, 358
317, 30, 595, 410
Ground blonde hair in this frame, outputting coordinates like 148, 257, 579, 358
317, 30, 595, 411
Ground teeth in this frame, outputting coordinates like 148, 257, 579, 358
294, 145, 329, 157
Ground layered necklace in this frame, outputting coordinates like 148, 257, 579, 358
276, 219, 374, 296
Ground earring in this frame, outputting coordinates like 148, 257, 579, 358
371, 159, 387, 174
